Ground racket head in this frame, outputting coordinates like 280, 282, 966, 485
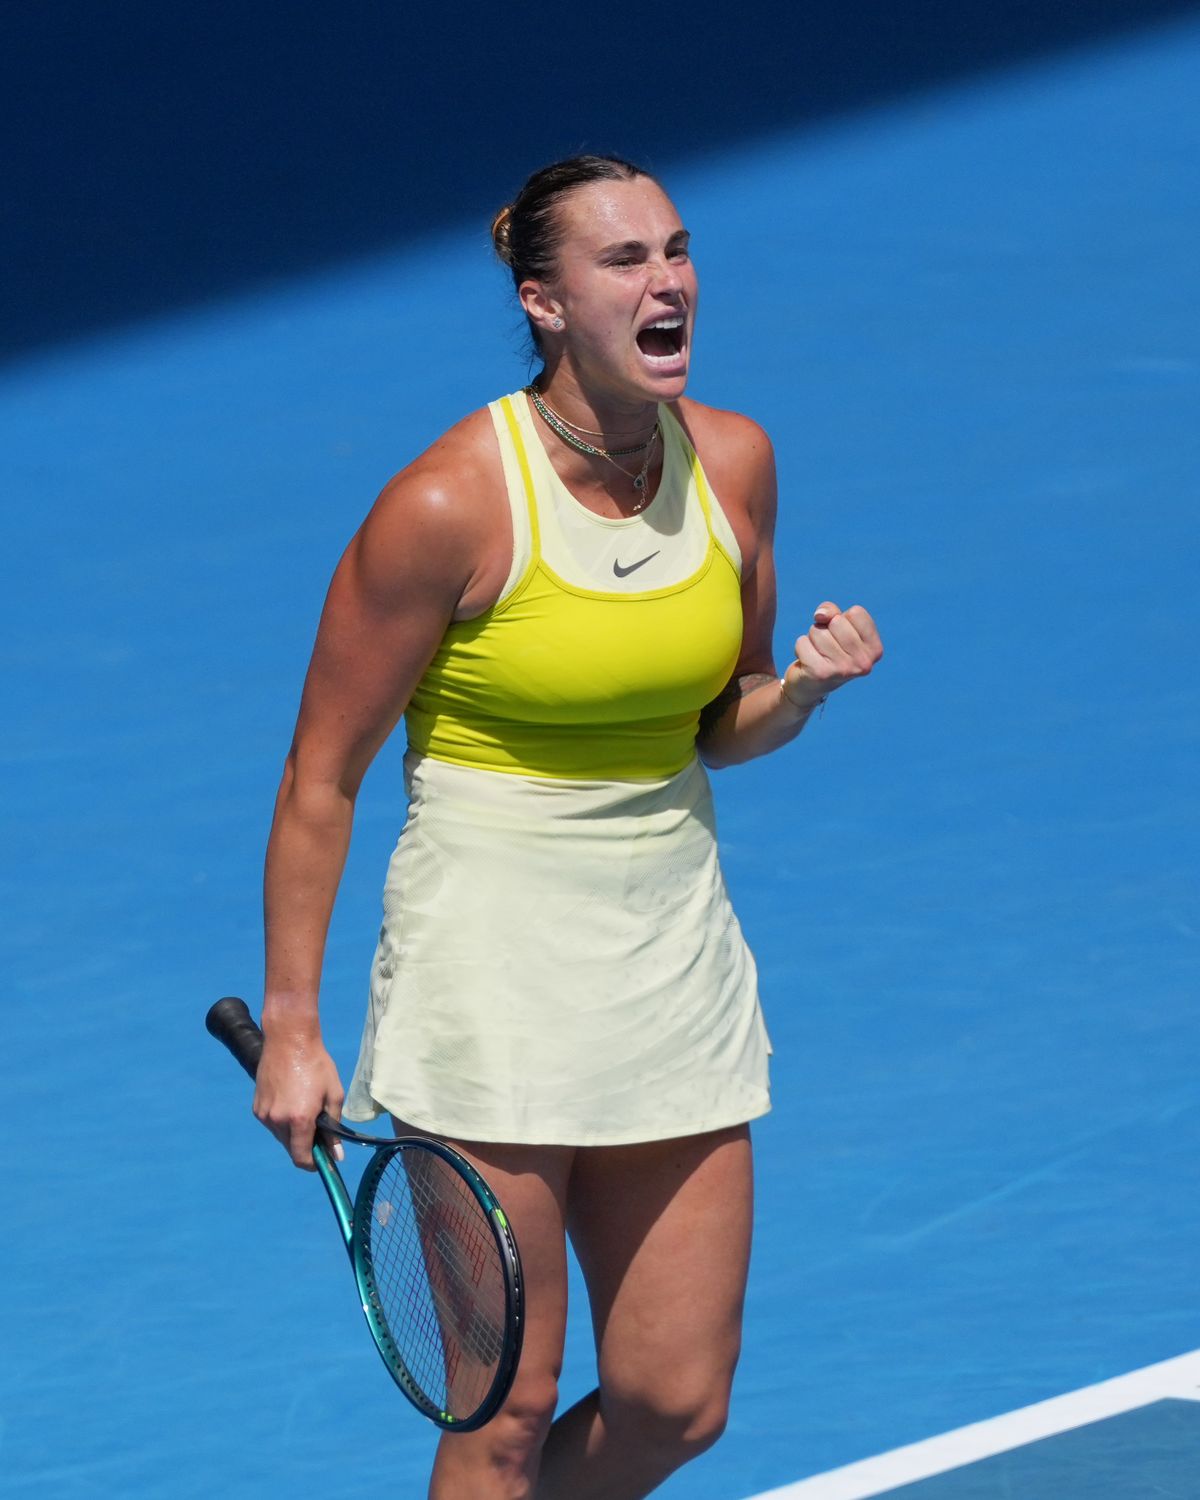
352, 1140, 524, 1431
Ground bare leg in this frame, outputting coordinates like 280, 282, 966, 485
391, 1122, 575, 1500
536, 1125, 754, 1500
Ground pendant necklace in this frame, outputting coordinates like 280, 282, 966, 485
526, 385, 659, 505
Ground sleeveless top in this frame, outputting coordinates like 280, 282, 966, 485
403, 391, 745, 780
344, 393, 772, 1142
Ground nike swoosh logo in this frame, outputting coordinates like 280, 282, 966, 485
613, 551, 661, 578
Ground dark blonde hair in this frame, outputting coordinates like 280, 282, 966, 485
491, 154, 652, 350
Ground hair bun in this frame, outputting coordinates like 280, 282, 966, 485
490, 203, 515, 266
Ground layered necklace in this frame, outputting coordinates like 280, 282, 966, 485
525, 385, 659, 507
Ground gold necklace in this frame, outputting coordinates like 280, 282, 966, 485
534, 390, 658, 441
526, 385, 659, 499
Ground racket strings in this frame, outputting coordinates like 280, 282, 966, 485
365, 1149, 508, 1418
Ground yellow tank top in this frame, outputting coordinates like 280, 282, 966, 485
404, 391, 744, 780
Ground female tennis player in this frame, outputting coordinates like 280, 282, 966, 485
254, 155, 882, 1498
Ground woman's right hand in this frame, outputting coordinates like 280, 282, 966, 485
252, 1023, 345, 1171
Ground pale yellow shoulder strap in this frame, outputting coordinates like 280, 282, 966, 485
660, 405, 744, 578
498, 394, 542, 555
660, 404, 718, 530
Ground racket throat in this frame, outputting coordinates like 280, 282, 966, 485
313, 1142, 355, 1249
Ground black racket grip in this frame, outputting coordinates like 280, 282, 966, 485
206, 995, 265, 1081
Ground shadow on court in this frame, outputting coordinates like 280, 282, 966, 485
4, 0, 1199, 362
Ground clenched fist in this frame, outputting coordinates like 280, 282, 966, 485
781, 601, 883, 711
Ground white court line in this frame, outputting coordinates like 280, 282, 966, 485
742, 1349, 1200, 1499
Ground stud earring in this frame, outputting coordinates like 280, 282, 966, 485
552, 317, 564, 330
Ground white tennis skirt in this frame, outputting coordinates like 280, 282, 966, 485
344, 750, 771, 1145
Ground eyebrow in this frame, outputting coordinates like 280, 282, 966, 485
597, 229, 691, 257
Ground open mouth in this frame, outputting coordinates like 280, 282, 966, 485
635, 315, 686, 366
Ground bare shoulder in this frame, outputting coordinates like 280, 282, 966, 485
353, 406, 505, 606
369, 406, 500, 535
673, 398, 774, 462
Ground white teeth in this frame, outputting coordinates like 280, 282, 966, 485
638, 313, 686, 367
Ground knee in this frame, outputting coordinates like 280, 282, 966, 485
660, 1386, 730, 1459
431, 1371, 558, 1499
606, 1369, 733, 1467
493, 1371, 560, 1461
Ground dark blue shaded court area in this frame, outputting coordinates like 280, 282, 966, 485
5, 0, 1200, 360
878, 1401, 1200, 1498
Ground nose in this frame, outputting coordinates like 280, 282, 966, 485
648, 254, 685, 299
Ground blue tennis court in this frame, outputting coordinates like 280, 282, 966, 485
3, 9, 1198, 1497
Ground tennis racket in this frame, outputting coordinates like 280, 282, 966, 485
205, 995, 524, 1431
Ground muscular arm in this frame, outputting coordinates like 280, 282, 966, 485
263, 505, 455, 1030
694, 416, 882, 770
258, 427, 493, 1166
